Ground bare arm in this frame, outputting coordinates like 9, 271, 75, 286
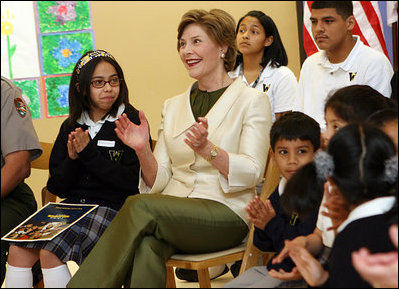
1, 150, 31, 198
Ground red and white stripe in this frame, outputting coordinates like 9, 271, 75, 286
303, 1, 389, 59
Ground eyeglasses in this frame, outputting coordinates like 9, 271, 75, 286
91, 78, 122, 88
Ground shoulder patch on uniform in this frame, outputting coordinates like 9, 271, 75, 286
14, 97, 27, 118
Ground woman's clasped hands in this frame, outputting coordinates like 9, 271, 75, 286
185, 117, 210, 153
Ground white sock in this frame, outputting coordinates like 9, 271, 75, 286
4, 264, 33, 288
208, 264, 226, 279
42, 264, 71, 288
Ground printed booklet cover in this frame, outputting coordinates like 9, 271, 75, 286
1, 202, 98, 242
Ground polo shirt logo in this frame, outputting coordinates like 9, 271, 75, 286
263, 84, 271, 92
349, 72, 357, 81
109, 150, 123, 162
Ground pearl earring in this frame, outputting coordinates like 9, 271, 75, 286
220, 53, 225, 59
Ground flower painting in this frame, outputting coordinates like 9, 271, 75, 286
1, 1, 94, 118
12, 79, 42, 119
37, 1, 91, 33
43, 74, 71, 117
1, 2, 41, 79
40, 32, 94, 75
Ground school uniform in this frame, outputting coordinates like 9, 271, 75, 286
324, 196, 396, 288
1, 77, 42, 283
224, 178, 318, 288
294, 35, 394, 130
229, 62, 297, 122
11, 103, 144, 266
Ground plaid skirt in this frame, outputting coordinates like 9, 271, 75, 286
11, 206, 117, 265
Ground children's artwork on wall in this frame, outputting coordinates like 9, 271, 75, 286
1, 1, 41, 79
43, 74, 72, 118
0, 1, 94, 119
37, 1, 91, 33
40, 31, 94, 75
12, 79, 42, 120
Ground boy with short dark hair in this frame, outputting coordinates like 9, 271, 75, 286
224, 111, 321, 288
294, 1, 393, 131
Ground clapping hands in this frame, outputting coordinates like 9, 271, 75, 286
68, 127, 90, 159
115, 110, 150, 151
245, 196, 276, 230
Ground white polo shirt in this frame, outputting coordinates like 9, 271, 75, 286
294, 36, 393, 130
229, 62, 298, 122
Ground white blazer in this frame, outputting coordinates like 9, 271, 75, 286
139, 77, 272, 225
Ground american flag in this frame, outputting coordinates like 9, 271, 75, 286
302, 1, 395, 59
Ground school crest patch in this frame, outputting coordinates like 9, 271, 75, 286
14, 97, 27, 118
109, 150, 124, 162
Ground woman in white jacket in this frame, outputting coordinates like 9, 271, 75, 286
68, 8, 272, 288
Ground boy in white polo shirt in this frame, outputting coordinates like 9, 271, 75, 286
294, 1, 393, 130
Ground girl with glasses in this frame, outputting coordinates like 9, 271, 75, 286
4, 50, 150, 288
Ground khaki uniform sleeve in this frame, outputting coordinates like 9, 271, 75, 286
1, 77, 42, 166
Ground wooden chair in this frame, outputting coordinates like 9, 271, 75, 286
31, 141, 57, 206
165, 148, 280, 288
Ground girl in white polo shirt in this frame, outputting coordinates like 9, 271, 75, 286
229, 10, 298, 123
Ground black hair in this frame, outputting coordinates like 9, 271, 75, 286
311, 1, 353, 19
325, 85, 391, 124
270, 111, 321, 152
68, 50, 130, 125
234, 10, 288, 69
281, 162, 324, 220
367, 108, 398, 128
328, 124, 397, 206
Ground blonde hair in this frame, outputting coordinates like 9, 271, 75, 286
177, 9, 237, 72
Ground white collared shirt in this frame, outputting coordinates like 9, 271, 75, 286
294, 35, 393, 131
317, 194, 396, 248
337, 196, 396, 233
316, 192, 336, 248
76, 103, 125, 139
278, 177, 287, 196
229, 62, 297, 122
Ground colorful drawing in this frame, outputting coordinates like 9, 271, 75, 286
1, 2, 41, 79
44, 74, 71, 117
40, 32, 94, 75
2, 1, 94, 119
12, 79, 42, 120
37, 1, 91, 33
1, 9, 16, 78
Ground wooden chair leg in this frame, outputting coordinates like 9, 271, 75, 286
197, 268, 211, 288
166, 266, 176, 288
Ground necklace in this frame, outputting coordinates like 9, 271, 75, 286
240, 65, 264, 88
